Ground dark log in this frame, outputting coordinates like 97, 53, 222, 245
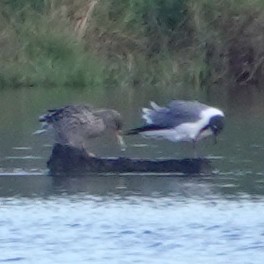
47, 144, 212, 175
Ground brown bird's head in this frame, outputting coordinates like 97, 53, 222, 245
94, 109, 126, 151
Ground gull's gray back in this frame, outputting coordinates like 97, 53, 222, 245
144, 100, 209, 128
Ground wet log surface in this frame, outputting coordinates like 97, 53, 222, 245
47, 144, 212, 176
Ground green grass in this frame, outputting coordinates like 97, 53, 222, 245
0, 1, 108, 88
1, 0, 264, 90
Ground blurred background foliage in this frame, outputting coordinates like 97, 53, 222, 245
1, 0, 264, 90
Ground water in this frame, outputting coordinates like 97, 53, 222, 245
0, 86, 264, 263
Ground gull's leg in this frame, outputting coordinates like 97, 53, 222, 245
80, 143, 96, 158
192, 139, 198, 158
86, 150, 96, 157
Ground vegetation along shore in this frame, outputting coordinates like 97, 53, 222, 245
1, 0, 264, 90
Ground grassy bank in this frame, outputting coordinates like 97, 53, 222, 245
1, 0, 264, 90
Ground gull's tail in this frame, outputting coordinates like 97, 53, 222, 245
125, 124, 165, 135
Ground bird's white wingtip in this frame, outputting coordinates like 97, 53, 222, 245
32, 129, 47, 135
150, 101, 161, 110
142, 107, 151, 114
141, 107, 153, 124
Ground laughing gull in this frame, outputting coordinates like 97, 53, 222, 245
34, 104, 126, 154
126, 100, 224, 149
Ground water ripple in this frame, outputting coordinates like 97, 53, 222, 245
0, 258, 26, 263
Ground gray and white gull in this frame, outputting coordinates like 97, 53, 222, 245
126, 100, 224, 148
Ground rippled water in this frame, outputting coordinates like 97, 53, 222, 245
0, 87, 264, 263
1, 194, 264, 264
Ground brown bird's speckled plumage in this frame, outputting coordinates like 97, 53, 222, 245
35, 104, 125, 153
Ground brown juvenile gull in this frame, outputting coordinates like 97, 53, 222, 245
34, 104, 126, 155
